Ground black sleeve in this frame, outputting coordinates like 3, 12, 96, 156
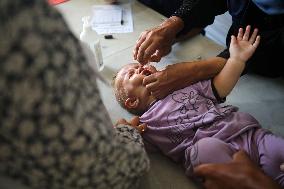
217, 48, 230, 59
172, 0, 228, 36
211, 79, 226, 103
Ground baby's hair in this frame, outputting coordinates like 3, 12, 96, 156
112, 68, 143, 116
112, 72, 127, 108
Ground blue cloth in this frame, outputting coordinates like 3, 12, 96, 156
252, 0, 284, 14
228, 0, 248, 18
229, 0, 284, 15
228, 0, 284, 17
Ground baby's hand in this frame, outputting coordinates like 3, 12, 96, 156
229, 25, 260, 63
115, 116, 147, 134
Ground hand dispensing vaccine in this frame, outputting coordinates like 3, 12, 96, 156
80, 16, 104, 71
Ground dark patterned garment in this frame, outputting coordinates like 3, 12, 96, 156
137, 0, 184, 18
171, 0, 227, 36
172, 0, 284, 76
0, 0, 149, 188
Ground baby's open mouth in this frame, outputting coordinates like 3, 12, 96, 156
140, 69, 152, 76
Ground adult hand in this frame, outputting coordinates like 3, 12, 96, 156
115, 116, 147, 134
133, 16, 184, 65
229, 25, 260, 63
194, 150, 281, 189
143, 63, 191, 99
143, 57, 227, 99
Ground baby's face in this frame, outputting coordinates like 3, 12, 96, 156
115, 63, 157, 100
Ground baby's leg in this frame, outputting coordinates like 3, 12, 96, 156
185, 137, 237, 175
257, 130, 284, 187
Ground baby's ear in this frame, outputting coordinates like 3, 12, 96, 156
125, 97, 140, 109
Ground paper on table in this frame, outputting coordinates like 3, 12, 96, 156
91, 4, 133, 34
92, 6, 122, 26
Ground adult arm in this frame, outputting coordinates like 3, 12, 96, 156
134, 0, 227, 64
194, 151, 282, 189
143, 57, 226, 99
0, 1, 149, 188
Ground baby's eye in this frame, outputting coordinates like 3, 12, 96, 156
128, 70, 134, 78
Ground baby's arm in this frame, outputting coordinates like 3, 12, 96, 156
213, 26, 260, 98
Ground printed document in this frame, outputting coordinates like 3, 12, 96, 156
91, 4, 133, 34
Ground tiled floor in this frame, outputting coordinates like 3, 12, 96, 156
228, 74, 284, 136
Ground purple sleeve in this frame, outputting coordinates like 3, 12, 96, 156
191, 80, 226, 103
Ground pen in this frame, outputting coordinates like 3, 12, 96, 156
120, 9, 124, 25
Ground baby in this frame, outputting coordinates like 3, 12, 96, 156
113, 26, 284, 186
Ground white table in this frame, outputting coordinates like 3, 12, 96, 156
56, 0, 167, 59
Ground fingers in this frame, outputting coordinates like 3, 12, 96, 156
149, 50, 163, 62
134, 26, 172, 64
135, 29, 162, 64
149, 47, 172, 62
116, 117, 140, 127
145, 81, 156, 91
243, 25, 251, 41
143, 71, 171, 99
253, 36, 261, 48
194, 163, 218, 178
115, 118, 129, 126
136, 39, 155, 64
143, 74, 158, 86
142, 73, 161, 98
136, 40, 148, 63
144, 81, 165, 99
143, 43, 161, 61
134, 31, 148, 61
232, 150, 249, 162
144, 81, 158, 94
130, 116, 140, 126
149, 54, 162, 62
249, 28, 258, 44
230, 35, 237, 45
115, 117, 147, 133
232, 150, 257, 167
248, 27, 260, 49
148, 88, 164, 99
237, 27, 244, 40
137, 123, 147, 133
237, 25, 260, 44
